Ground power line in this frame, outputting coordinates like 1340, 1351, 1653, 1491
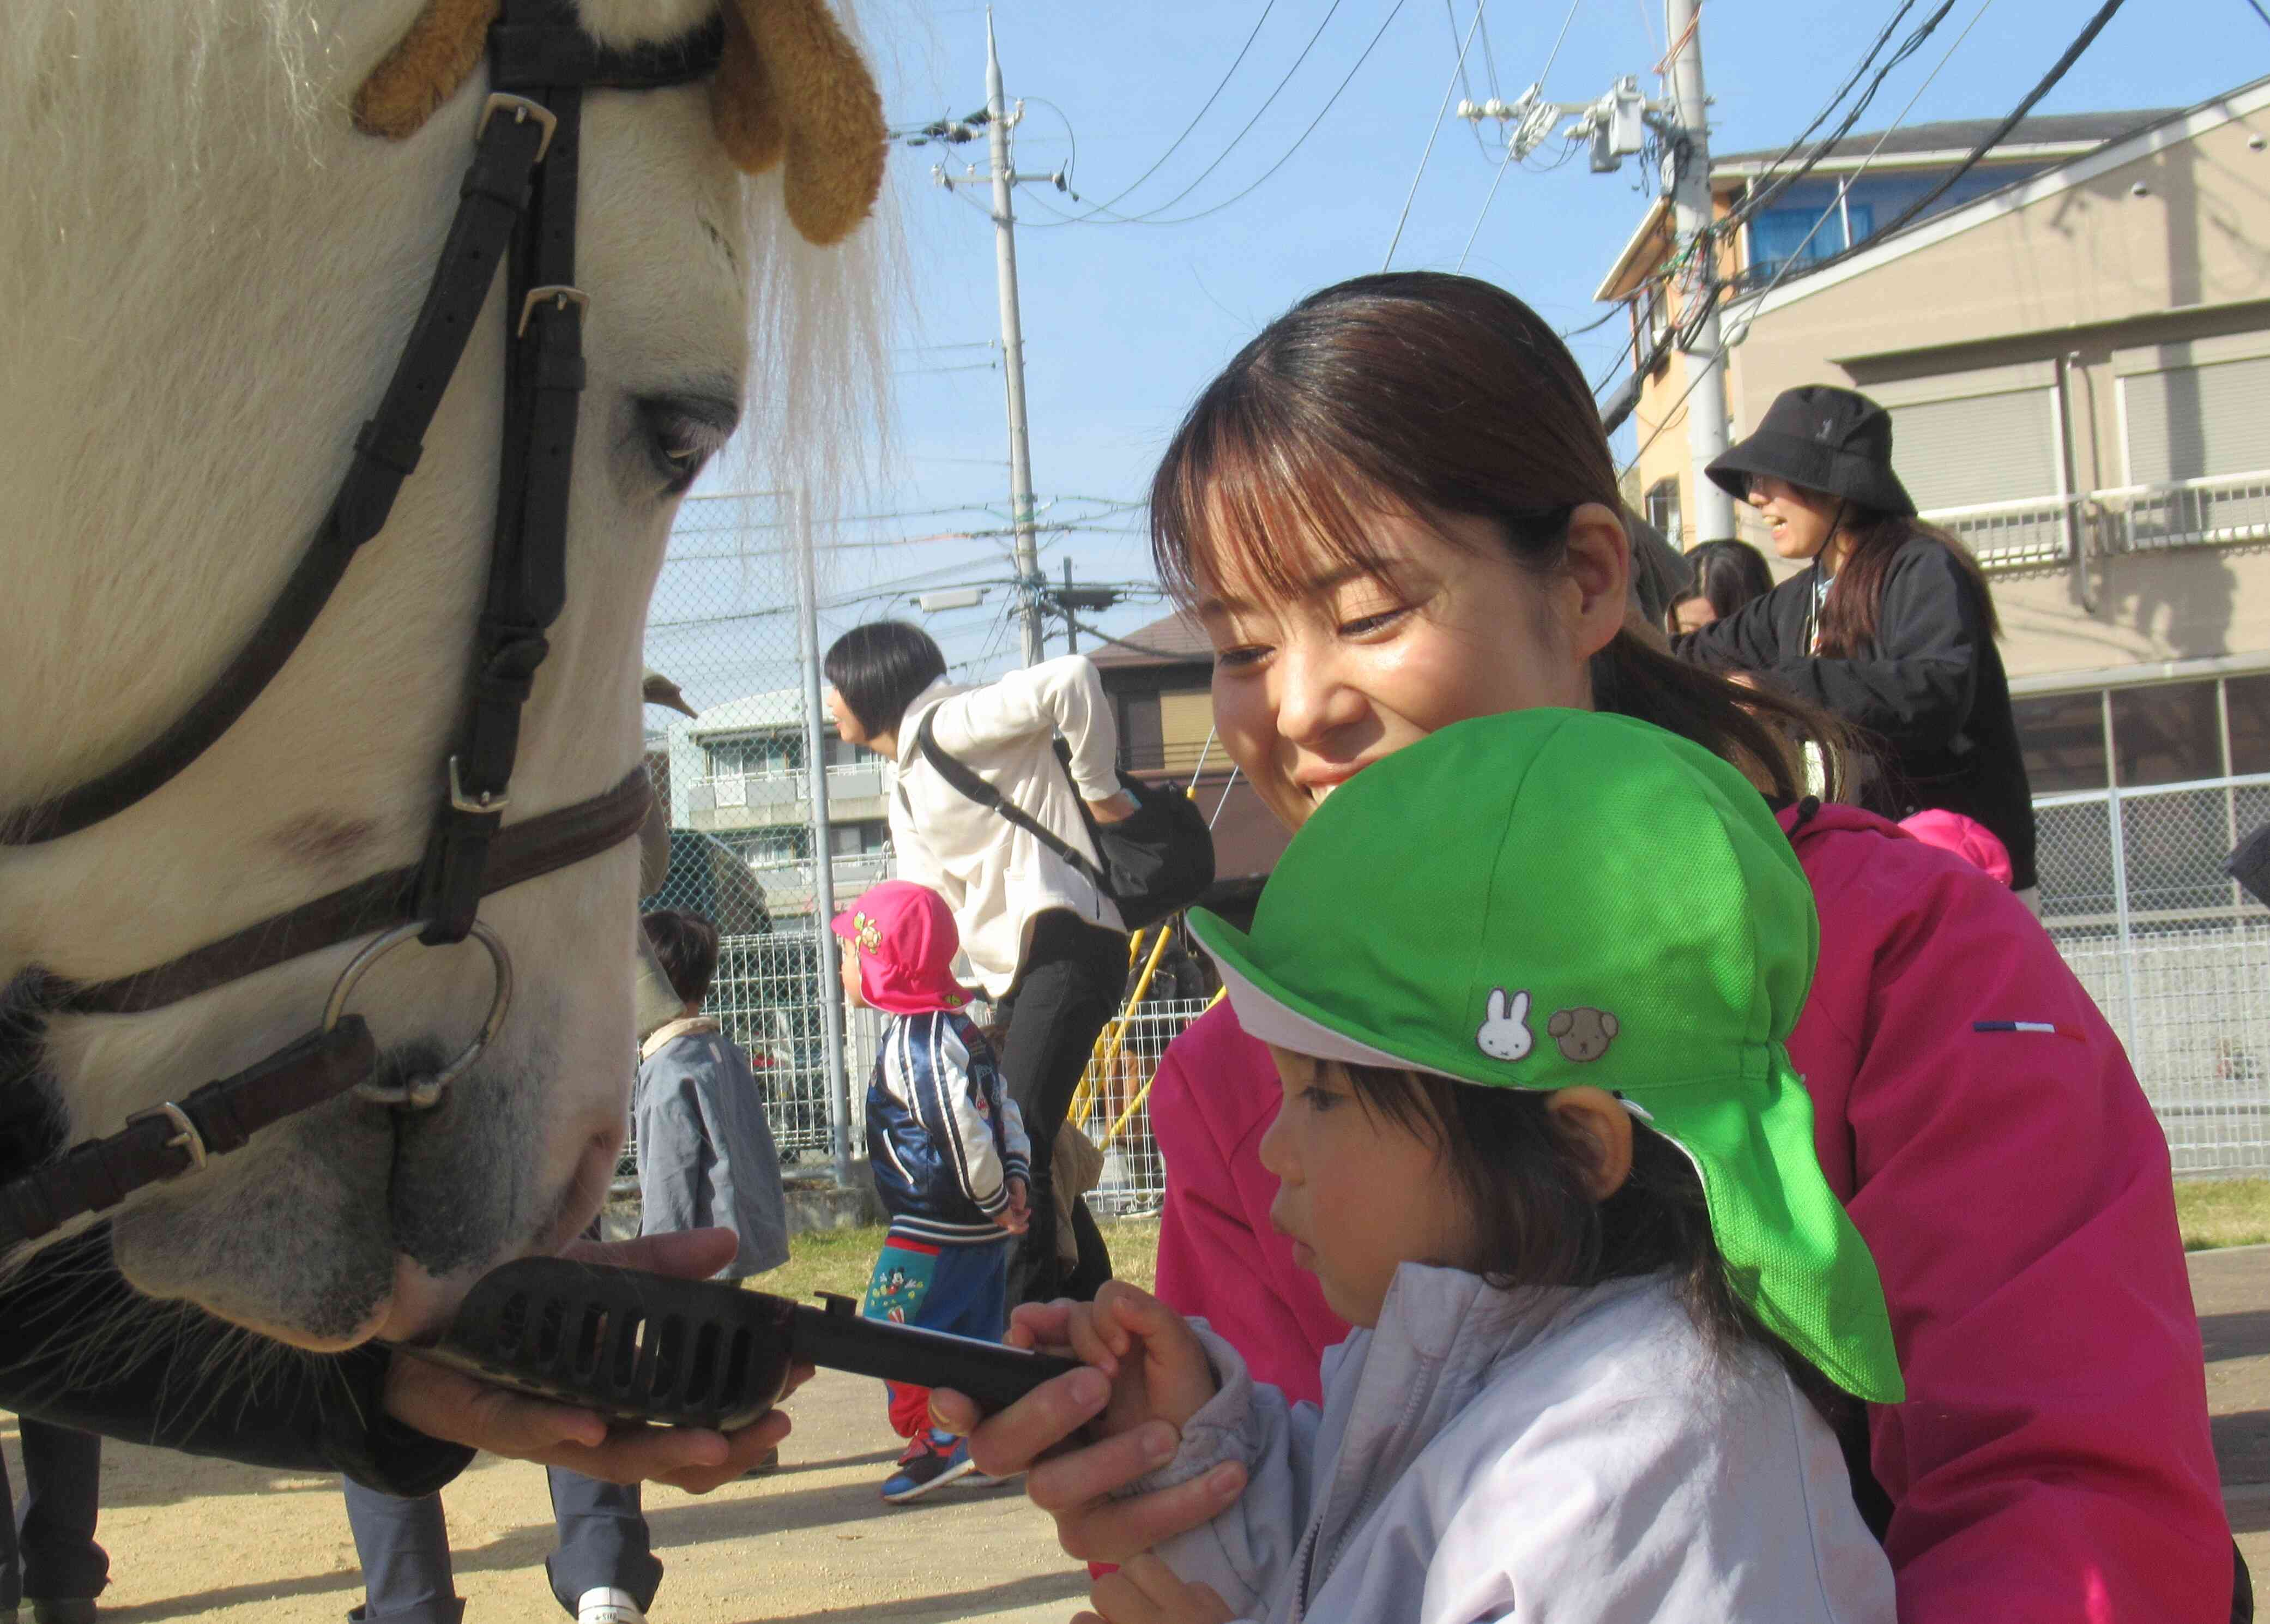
1803, 0, 2126, 270
1454, 143, 1514, 271
1045, 2, 1282, 222
1450, 1, 1494, 160
1028, 0, 1351, 226
1623, 0, 2091, 472
1720, 0, 1958, 236
1535, 0, 1585, 92
1064, 614, 1198, 661
1032, 0, 1412, 229
1622, 0, 1982, 455
1719, 0, 1918, 213
1445, 0, 1479, 105
1632, 0, 1662, 54
1560, 303, 1631, 340
2245, 0, 2270, 29
1383, 0, 1490, 269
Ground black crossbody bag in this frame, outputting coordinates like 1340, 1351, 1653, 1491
913, 709, 1215, 931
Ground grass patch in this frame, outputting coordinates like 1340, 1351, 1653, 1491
766, 1216, 1163, 1302
2176, 1178, 2270, 1252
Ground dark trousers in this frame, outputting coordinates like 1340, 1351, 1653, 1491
342, 1471, 659, 1623
0, 1421, 106, 1610
997, 910, 1126, 1305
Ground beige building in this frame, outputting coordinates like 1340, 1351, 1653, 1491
1599, 82, 2270, 804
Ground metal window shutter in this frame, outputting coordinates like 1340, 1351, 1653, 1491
2122, 357, 2270, 484
1887, 389, 2057, 511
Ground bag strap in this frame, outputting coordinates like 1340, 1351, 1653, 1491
913, 709, 1108, 892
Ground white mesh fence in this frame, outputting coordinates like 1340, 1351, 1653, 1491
2036, 773, 2270, 1174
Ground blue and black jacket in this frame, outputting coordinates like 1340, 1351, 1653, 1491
866, 1010, 1031, 1246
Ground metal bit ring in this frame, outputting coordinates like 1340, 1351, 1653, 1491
323, 921, 514, 1110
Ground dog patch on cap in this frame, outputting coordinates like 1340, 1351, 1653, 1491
1476, 987, 1532, 1061
1548, 1007, 1619, 1061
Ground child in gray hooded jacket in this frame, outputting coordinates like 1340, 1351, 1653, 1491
1013, 712, 1900, 1624
635, 909, 789, 1279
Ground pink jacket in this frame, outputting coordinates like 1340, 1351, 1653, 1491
1152, 801, 2230, 1623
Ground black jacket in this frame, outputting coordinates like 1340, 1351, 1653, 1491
0, 1062, 470, 1497
1678, 534, 2039, 891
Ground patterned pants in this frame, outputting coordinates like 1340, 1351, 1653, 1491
861, 1232, 1014, 1437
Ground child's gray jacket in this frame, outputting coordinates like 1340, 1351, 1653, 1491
1140, 1265, 1894, 1624
635, 1018, 790, 1278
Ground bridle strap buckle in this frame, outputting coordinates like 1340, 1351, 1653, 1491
124, 1102, 208, 1173
448, 754, 510, 816
516, 284, 588, 339
478, 93, 560, 164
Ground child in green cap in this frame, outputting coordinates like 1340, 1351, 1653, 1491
1025, 708, 1900, 1624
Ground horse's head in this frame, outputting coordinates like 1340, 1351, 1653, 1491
0, 0, 885, 1348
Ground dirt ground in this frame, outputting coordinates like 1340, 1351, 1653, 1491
8, 1367, 1084, 1624
23, 1240, 2270, 1622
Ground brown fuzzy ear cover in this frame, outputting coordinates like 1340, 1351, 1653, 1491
720, 0, 885, 247
350, 0, 883, 248
710, 1, 787, 177
352, 0, 502, 140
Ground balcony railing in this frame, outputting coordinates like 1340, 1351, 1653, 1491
1119, 739, 1229, 778
1922, 469, 2270, 573
687, 760, 886, 814
1918, 493, 2074, 570
745, 854, 896, 912
2093, 469, 2270, 554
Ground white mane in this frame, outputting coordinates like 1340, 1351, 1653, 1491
0, 0, 892, 1346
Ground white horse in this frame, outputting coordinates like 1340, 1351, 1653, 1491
0, 0, 885, 1352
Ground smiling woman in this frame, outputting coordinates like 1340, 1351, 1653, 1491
940, 273, 2238, 1624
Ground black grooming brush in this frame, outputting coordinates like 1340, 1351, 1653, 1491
412, 1257, 1082, 1430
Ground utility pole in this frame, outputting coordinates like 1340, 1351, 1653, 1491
1459, 0, 1736, 545
1046, 558, 1120, 657
985, 11, 1046, 666
917, 16, 1071, 665
1663, 0, 1735, 546
791, 488, 853, 1188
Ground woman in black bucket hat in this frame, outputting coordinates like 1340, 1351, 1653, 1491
1677, 384, 2040, 903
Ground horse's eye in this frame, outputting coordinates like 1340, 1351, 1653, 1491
634, 394, 740, 495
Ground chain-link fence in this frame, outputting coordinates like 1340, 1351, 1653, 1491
2037, 772, 2270, 1174
638, 492, 861, 1175
1066, 995, 1214, 1217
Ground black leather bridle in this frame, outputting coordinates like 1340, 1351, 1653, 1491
0, 1, 729, 1253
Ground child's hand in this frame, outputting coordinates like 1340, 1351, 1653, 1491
998, 1177, 1031, 1235
1076, 1554, 1234, 1624
1007, 1281, 1218, 1440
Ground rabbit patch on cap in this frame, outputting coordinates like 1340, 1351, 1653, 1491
1476, 988, 1533, 1062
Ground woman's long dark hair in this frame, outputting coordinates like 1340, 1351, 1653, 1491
1339, 1060, 1848, 1419
1149, 272, 1845, 804
1819, 512, 2000, 658
1676, 539, 1776, 627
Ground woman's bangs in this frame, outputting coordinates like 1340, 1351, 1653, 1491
1154, 400, 1415, 612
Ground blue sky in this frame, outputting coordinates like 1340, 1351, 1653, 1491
679, 0, 2270, 691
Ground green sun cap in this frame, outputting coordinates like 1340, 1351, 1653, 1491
1187, 709, 1902, 1405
